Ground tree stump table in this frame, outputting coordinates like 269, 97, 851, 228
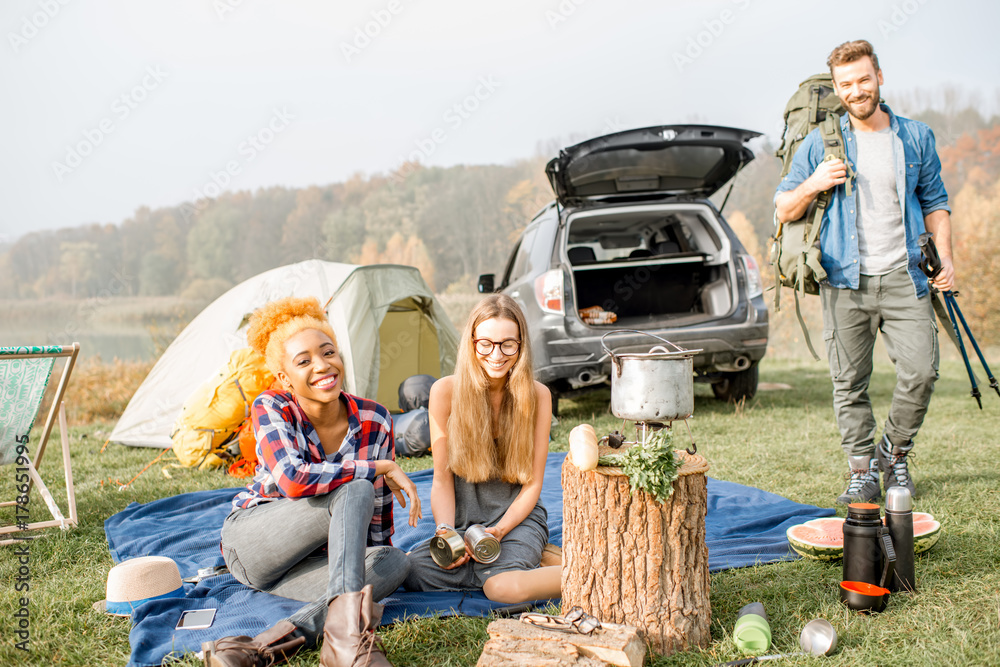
561, 449, 710, 656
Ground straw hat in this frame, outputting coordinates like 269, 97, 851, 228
93, 556, 186, 616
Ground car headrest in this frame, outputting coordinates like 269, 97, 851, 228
567, 246, 597, 265
653, 241, 681, 255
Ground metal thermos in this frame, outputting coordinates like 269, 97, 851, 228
843, 502, 896, 589
885, 487, 916, 592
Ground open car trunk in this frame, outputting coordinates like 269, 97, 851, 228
565, 204, 736, 327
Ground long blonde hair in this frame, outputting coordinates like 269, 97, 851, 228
447, 294, 537, 484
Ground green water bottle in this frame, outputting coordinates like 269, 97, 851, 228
733, 602, 771, 654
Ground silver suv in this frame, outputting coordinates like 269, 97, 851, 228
478, 125, 769, 414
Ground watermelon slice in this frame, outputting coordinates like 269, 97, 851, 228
910, 512, 942, 554
786, 512, 941, 561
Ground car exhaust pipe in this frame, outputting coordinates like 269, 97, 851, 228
568, 368, 606, 389
716, 355, 752, 372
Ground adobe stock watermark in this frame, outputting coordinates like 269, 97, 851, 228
603, 116, 628, 134
340, 0, 412, 63
50, 66, 168, 182
137, 392, 187, 438
11, 434, 32, 652
877, 0, 931, 38
673, 0, 751, 73
179, 107, 294, 221
47, 268, 135, 344
545, 0, 588, 30
213, 0, 249, 20
601, 263, 663, 313
7, 0, 72, 53
379, 328, 418, 373
390, 76, 501, 183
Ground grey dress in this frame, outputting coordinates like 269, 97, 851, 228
403, 473, 549, 591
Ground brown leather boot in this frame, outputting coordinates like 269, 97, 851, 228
540, 543, 563, 567
202, 620, 305, 667
320, 584, 392, 667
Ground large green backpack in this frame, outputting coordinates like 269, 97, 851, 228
771, 73, 854, 359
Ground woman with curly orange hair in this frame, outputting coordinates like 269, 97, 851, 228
204, 296, 420, 667
403, 294, 560, 603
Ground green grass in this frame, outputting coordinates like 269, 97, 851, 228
3, 357, 1000, 665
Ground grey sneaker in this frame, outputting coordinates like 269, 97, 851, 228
836, 455, 881, 505
878, 435, 916, 497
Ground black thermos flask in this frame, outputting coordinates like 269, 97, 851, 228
843, 502, 896, 588
885, 487, 916, 592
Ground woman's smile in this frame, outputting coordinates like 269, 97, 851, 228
280, 328, 345, 403
311, 373, 339, 389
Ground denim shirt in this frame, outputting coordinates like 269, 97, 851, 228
775, 104, 951, 298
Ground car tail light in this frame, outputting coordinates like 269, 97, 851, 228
741, 254, 764, 299
534, 269, 564, 314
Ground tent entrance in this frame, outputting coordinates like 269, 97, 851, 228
377, 297, 441, 411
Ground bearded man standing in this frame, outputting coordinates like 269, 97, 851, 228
774, 39, 954, 504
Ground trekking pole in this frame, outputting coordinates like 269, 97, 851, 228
941, 291, 982, 409
944, 291, 999, 399
917, 232, 992, 409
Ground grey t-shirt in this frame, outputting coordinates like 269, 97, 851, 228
854, 125, 907, 275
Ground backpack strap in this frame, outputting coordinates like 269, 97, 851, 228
819, 114, 853, 196
792, 114, 847, 361
794, 289, 821, 361
804, 192, 829, 286
793, 214, 823, 362
771, 210, 782, 312
809, 84, 822, 125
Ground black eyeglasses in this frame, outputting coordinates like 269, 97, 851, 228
473, 338, 521, 356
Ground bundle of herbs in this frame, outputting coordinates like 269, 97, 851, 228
598, 428, 682, 502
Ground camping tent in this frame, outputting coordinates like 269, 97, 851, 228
110, 260, 459, 448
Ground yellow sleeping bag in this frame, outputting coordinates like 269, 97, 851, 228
171, 348, 274, 469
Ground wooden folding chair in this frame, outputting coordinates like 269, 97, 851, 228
0, 343, 80, 545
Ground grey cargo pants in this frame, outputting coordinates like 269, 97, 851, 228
820, 267, 939, 457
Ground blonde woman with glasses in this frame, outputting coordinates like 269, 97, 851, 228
403, 294, 561, 603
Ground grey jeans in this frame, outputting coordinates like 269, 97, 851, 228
820, 267, 939, 457
221, 479, 409, 646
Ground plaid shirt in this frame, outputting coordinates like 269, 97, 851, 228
232, 390, 396, 546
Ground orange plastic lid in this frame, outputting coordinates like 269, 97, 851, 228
841, 581, 890, 596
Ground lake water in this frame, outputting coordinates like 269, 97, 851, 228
3, 326, 157, 361
1, 297, 198, 361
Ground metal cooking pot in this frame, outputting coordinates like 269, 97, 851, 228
601, 330, 700, 422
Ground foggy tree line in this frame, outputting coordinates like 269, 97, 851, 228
1, 103, 996, 316
0, 158, 551, 300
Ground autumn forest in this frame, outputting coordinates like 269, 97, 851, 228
2, 102, 999, 343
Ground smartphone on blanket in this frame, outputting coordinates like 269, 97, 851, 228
176, 608, 217, 630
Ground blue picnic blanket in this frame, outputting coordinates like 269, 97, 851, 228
104, 452, 833, 667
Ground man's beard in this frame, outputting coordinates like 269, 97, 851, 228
845, 86, 880, 121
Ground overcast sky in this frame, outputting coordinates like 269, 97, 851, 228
3, 0, 998, 241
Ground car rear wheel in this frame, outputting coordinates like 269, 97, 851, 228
712, 363, 758, 403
